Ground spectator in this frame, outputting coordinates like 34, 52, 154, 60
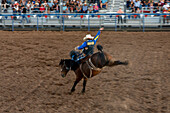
48, 0, 54, 11
136, 7, 141, 13
82, 3, 88, 13
134, 0, 141, 10
32, 0, 36, 5
55, 0, 59, 4
13, 4, 19, 13
54, 3, 60, 13
88, 4, 94, 13
91, 0, 98, 4
75, 3, 82, 13
21, 6, 30, 23
22, 6, 27, 14
132, 7, 136, 13
143, 0, 150, 8
63, 3, 67, 13
136, 7, 141, 18
1, 0, 7, 10
140, 0, 145, 7
155, 6, 160, 13
163, 8, 169, 23
129, 0, 135, 10
40, 4, 45, 13
78, 0, 83, 6
26, 1, 31, 12
19, 0, 24, 7
117, 8, 124, 24
93, 3, 99, 13
14, 1, 19, 6
163, 2, 169, 10
69, 1, 75, 13
73, 2, 77, 11
22, 0, 27, 6
149, 3, 154, 13
65, 7, 70, 13
127, 0, 131, 9
35, 1, 39, 7
33, 4, 39, 13
100, 0, 108, 9
70, 1, 75, 8
42, 0, 48, 8
31, 2, 35, 11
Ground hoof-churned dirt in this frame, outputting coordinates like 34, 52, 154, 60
0, 31, 169, 113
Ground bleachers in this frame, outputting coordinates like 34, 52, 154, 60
0, 0, 170, 30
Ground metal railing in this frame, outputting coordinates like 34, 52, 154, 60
0, 13, 170, 31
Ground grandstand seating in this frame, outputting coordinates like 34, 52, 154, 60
0, 0, 170, 30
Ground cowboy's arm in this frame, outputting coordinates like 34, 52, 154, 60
76, 41, 87, 50
93, 27, 104, 44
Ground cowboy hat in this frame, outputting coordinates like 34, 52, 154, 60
83, 34, 94, 41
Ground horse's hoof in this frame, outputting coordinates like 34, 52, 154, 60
71, 88, 75, 92
124, 61, 129, 65
81, 90, 85, 94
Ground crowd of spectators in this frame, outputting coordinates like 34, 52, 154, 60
126, 0, 170, 23
126, 0, 170, 13
0, 0, 108, 14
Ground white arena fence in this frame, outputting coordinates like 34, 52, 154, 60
0, 13, 170, 31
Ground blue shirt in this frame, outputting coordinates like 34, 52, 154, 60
48, 2, 54, 8
63, 6, 67, 11
83, 6, 88, 11
78, 30, 101, 50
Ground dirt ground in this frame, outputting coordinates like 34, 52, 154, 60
0, 31, 169, 113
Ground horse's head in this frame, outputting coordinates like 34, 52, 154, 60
59, 59, 72, 78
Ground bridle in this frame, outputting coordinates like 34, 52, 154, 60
61, 60, 71, 72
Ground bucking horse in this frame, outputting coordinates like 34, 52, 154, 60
59, 45, 128, 93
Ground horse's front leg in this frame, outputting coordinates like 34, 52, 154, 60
71, 76, 82, 93
82, 78, 87, 93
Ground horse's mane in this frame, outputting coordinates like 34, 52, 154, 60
70, 60, 80, 71
59, 59, 79, 71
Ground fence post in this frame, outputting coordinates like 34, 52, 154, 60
115, 16, 117, 31
37, 15, 39, 31
160, 14, 162, 29
12, 17, 14, 31
63, 16, 64, 31
88, 14, 90, 31
99, 15, 101, 28
143, 14, 145, 32
41, 15, 43, 28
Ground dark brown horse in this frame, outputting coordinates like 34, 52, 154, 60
59, 45, 128, 93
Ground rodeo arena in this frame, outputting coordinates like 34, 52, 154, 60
0, 0, 170, 113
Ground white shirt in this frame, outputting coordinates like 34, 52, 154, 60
14, 6, 19, 11
163, 4, 169, 10
134, 1, 141, 7
26, 3, 31, 8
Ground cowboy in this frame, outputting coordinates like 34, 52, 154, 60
72, 27, 104, 61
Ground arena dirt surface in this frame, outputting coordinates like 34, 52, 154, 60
0, 31, 169, 113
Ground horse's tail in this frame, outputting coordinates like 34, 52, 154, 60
97, 44, 103, 52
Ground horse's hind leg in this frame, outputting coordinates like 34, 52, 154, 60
71, 76, 82, 93
82, 78, 87, 93
113, 60, 128, 65
107, 60, 128, 67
